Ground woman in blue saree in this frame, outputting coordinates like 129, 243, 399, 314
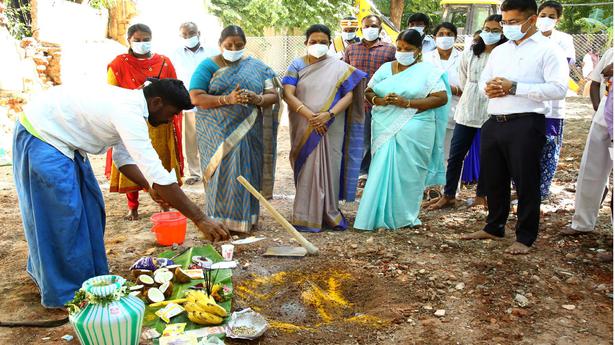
189, 25, 280, 232
354, 29, 450, 230
282, 24, 367, 232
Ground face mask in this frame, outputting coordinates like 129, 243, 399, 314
307, 43, 329, 58
131, 41, 151, 55
183, 35, 199, 48
480, 31, 502, 45
409, 26, 425, 35
395, 51, 415, 66
341, 31, 356, 41
222, 48, 244, 62
435, 36, 455, 50
502, 18, 531, 41
362, 27, 380, 41
536, 17, 557, 32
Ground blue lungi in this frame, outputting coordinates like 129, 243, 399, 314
13, 123, 108, 308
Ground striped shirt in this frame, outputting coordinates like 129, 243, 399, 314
344, 39, 396, 80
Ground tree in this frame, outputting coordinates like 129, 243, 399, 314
557, 0, 613, 34
209, 0, 355, 36
374, 0, 441, 29
389, 0, 404, 29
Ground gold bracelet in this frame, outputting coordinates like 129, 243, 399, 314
296, 104, 305, 113
217, 96, 223, 105
406, 100, 411, 108
223, 96, 228, 105
371, 96, 377, 105
257, 95, 265, 106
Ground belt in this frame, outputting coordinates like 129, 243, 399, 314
491, 113, 536, 123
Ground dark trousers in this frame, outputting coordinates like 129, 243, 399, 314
444, 123, 485, 197
481, 114, 546, 247
360, 104, 372, 175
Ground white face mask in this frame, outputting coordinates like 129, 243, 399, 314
183, 35, 200, 48
479, 31, 502, 45
409, 26, 425, 35
502, 17, 531, 41
536, 17, 557, 32
395, 51, 416, 66
307, 43, 329, 58
341, 31, 356, 41
435, 36, 455, 50
222, 48, 244, 62
362, 27, 380, 41
131, 41, 151, 55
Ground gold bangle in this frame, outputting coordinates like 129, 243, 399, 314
371, 96, 377, 104
217, 96, 223, 105
296, 104, 305, 113
257, 95, 265, 106
406, 100, 411, 108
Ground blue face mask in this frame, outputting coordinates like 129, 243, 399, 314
131, 41, 151, 55
480, 31, 502, 45
502, 18, 531, 41
222, 48, 244, 62
395, 51, 415, 66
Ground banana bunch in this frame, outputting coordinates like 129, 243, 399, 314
184, 290, 227, 325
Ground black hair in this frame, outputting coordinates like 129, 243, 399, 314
474, 29, 482, 36
397, 29, 423, 49
362, 14, 382, 26
219, 25, 246, 45
433, 22, 458, 38
343, 16, 357, 20
305, 24, 332, 42
180, 22, 198, 30
472, 14, 508, 57
501, 0, 538, 16
143, 79, 193, 111
538, 1, 563, 18
127, 23, 152, 39
407, 13, 431, 29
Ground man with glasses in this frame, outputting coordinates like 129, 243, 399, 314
461, 0, 568, 255
172, 22, 219, 185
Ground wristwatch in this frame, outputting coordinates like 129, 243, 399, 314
509, 81, 518, 95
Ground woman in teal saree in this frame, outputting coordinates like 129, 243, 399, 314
189, 25, 280, 233
354, 29, 450, 231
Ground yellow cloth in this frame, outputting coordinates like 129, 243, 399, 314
106, 67, 182, 193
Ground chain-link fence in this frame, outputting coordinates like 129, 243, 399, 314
245, 33, 610, 88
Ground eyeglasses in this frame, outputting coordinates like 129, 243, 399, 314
482, 28, 503, 33
500, 17, 531, 26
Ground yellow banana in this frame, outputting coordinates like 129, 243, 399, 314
194, 311, 223, 325
184, 302, 200, 313
196, 300, 227, 317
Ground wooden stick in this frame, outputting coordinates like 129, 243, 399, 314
237, 176, 319, 255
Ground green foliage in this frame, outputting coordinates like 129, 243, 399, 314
558, 0, 613, 34
87, 0, 118, 10
373, 0, 441, 29
3, 0, 31, 39
209, 0, 355, 36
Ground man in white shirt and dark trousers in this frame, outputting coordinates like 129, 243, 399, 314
173, 22, 219, 185
461, 0, 568, 254
13, 79, 229, 308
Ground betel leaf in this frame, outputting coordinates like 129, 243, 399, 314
142, 245, 233, 340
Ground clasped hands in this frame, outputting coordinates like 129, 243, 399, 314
484, 77, 513, 99
374, 93, 410, 107
225, 84, 264, 105
308, 111, 332, 136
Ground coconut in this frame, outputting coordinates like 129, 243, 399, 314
129, 284, 144, 291
131, 269, 152, 279
154, 269, 174, 285
174, 267, 192, 283
159, 281, 174, 298
146, 287, 165, 304
129, 291, 141, 297
138, 274, 155, 287
165, 264, 181, 270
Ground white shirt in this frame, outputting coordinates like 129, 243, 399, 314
422, 36, 437, 53
591, 48, 613, 127
454, 49, 491, 128
424, 48, 462, 128
480, 32, 569, 115
23, 84, 177, 187
172, 44, 219, 89
545, 30, 575, 120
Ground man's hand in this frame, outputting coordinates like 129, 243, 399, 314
485, 77, 511, 98
602, 63, 613, 78
195, 217, 230, 242
148, 188, 170, 209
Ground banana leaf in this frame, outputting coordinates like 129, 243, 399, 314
142, 245, 232, 341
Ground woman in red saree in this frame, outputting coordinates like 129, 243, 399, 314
105, 23, 184, 220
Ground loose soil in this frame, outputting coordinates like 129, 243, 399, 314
0, 97, 611, 344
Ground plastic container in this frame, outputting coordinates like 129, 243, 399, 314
150, 211, 187, 246
69, 275, 145, 345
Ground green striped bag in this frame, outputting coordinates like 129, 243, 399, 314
69, 275, 145, 345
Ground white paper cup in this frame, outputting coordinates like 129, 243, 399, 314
221, 244, 234, 261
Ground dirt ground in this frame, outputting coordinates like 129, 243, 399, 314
0, 97, 612, 345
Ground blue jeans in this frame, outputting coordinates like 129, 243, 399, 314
444, 123, 485, 197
